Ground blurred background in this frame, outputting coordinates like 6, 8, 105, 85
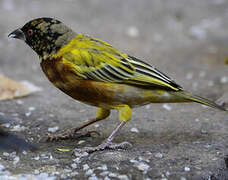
0, 0, 228, 179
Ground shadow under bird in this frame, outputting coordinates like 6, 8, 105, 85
0, 115, 37, 151
8, 17, 227, 153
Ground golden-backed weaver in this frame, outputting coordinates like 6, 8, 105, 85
9, 17, 226, 153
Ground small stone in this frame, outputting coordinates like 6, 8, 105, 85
13, 156, 20, 165
85, 169, 94, 176
97, 164, 107, 171
3, 152, 9, 156
83, 164, 90, 170
162, 104, 172, 111
104, 177, 111, 180
25, 112, 31, 117
108, 172, 118, 177
100, 171, 109, 176
71, 163, 77, 169
180, 177, 187, 180
136, 162, 150, 172
34, 169, 40, 174
16, 100, 24, 105
184, 166, 190, 172
2, 123, 10, 128
195, 118, 199, 122
22, 151, 27, 155
154, 153, 163, 158
118, 174, 129, 180
130, 159, 138, 163
166, 171, 171, 177
33, 156, 40, 160
130, 127, 139, 133
201, 129, 207, 134
94, 124, 100, 128
78, 140, 85, 145
11, 125, 26, 132
48, 126, 59, 133
88, 175, 99, 180
28, 106, 36, 111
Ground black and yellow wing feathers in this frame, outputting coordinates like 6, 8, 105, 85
52, 34, 182, 91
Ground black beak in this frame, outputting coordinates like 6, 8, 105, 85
8, 29, 26, 41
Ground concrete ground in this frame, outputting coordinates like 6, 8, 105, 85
0, 0, 228, 179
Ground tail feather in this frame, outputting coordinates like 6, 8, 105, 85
172, 91, 227, 111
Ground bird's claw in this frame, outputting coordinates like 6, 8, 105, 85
73, 141, 132, 154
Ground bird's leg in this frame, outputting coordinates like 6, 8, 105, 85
46, 108, 110, 141
74, 104, 132, 153
217, 93, 228, 108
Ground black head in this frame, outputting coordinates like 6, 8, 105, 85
9, 17, 76, 58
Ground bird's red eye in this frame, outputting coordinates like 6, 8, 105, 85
28, 29, 33, 36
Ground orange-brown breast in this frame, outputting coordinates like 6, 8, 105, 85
40, 57, 123, 107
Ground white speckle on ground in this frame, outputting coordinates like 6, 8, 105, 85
78, 140, 86, 145
97, 164, 108, 171
184, 166, 190, 172
83, 164, 90, 170
154, 153, 163, 158
136, 162, 150, 172
71, 163, 77, 169
28, 106, 36, 111
16, 100, 24, 105
48, 126, 59, 133
126, 26, 139, 38
11, 125, 26, 132
220, 76, 227, 84
162, 104, 172, 111
130, 127, 139, 133
25, 112, 32, 117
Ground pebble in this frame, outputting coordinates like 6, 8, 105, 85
136, 162, 150, 172
97, 164, 107, 171
94, 124, 100, 128
154, 153, 163, 158
180, 177, 187, 180
3, 152, 10, 157
13, 156, 20, 165
11, 125, 26, 132
85, 169, 94, 176
104, 177, 111, 180
162, 104, 172, 111
78, 140, 86, 145
25, 112, 32, 117
100, 171, 109, 176
28, 106, 36, 111
33, 156, 40, 160
48, 126, 59, 133
130, 127, 139, 133
83, 164, 90, 170
108, 172, 118, 178
118, 174, 129, 180
34, 170, 40, 174
71, 163, 77, 169
184, 166, 190, 172
16, 100, 24, 105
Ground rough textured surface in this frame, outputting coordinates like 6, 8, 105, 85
0, 0, 227, 179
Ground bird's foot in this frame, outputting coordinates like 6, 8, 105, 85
73, 141, 132, 154
46, 129, 99, 142
217, 93, 228, 108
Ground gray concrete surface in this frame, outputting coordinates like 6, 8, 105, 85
0, 0, 228, 179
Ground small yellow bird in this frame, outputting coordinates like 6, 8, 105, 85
9, 17, 226, 153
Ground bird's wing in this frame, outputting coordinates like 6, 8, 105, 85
55, 34, 182, 91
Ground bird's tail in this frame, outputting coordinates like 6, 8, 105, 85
171, 90, 227, 111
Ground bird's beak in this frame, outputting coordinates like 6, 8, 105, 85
8, 29, 26, 41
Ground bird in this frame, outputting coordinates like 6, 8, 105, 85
0, 115, 37, 151
8, 17, 226, 153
